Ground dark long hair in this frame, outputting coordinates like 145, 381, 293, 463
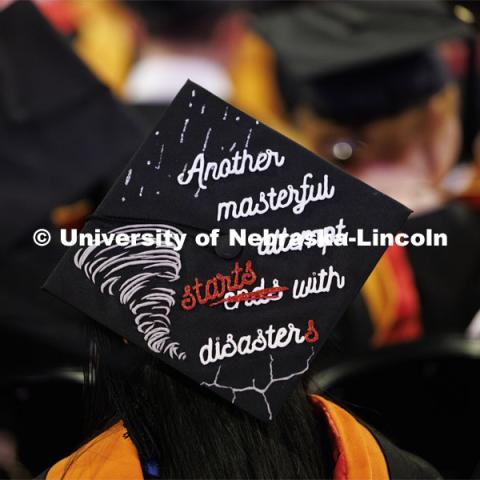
82, 322, 333, 479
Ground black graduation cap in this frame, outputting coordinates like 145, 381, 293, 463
0, 1, 144, 359
253, 1, 471, 125
45, 80, 410, 421
0, 0, 144, 251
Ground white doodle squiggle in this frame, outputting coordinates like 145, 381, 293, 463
180, 119, 190, 144
245, 128, 253, 149
124, 169, 133, 186
201, 348, 315, 420
203, 127, 212, 152
74, 224, 186, 360
155, 144, 164, 171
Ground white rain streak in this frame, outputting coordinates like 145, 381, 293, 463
223, 106, 229, 120
202, 127, 212, 152
125, 169, 133, 186
201, 347, 315, 420
192, 89, 196, 97
73, 224, 186, 360
180, 119, 190, 144
245, 128, 253, 149
155, 144, 164, 171
201, 104, 206, 114
189, 102, 193, 108
235, 116, 240, 122
139, 186, 144, 197
229, 142, 236, 152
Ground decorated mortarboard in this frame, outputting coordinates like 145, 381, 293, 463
253, 1, 471, 125
45, 80, 410, 421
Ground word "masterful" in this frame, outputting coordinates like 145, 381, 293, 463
217, 173, 335, 221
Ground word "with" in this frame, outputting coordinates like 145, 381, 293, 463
292, 265, 345, 300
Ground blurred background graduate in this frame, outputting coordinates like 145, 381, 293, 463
0, 0, 144, 475
231, 3, 480, 476
235, 1, 480, 353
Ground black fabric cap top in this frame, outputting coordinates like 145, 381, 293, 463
45, 81, 410, 421
281, 50, 451, 126
253, 1, 471, 124
0, 0, 144, 358
0, 1, 98, 124
253, 1, 471, 80
0, 1, 144, 251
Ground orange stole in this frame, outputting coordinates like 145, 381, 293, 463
309, 395, 389, 480
45, 422, 142, 480
46, 396, 389, 479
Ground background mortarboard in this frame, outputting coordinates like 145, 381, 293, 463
253, 1, 472, 126
0, 1, 145, 361
253, 1, 470, 80
0, 0, 144, 251
46, 80, 410, 421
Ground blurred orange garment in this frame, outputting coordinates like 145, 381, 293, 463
38, 0, 136, 95
363, 245, 422, 347
457, 163, 480, 210
50, 198, 94, 230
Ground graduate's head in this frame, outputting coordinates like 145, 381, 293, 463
283, 51, 461, 183
86, 321, 332, 479
254, 1, 469, 184
123, 0, 244, 65
45, 81, 409, 476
